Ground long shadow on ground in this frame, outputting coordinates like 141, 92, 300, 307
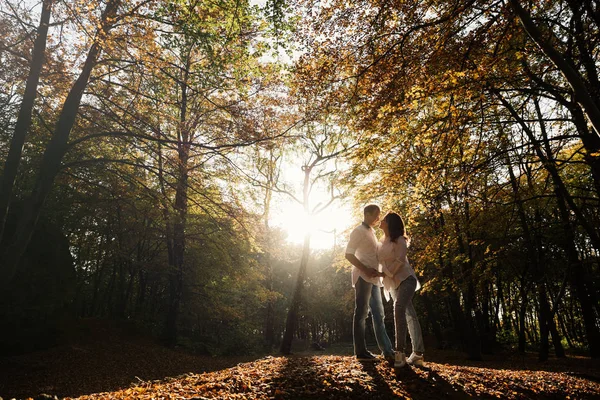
4, 344, 600, 399
268, 355, 486, 399
268, 356, 397, 399
0, 336, 254, 399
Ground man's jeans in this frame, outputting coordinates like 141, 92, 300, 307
391, 275, 425, 354
353, 277, 394, 357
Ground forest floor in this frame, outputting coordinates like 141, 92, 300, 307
1, 321, 600, 399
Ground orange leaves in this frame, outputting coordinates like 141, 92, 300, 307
6, 350, 600, 399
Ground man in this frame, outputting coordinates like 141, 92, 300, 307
345, 204, 394, 362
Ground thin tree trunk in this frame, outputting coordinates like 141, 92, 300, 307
510, 0, 600, 138
451, 197, 482, 360
493, 88, 600, 252
156, 130, 175, 339
281, 161, 315, 355
500, 124, 538, 355
538, 284, 551, 361
521, 60, 600, 197
558, 312, 575, 349
478, 282, 493, 354
261, 148, 279, 347
421, 292, 444, 348
163, 55, 192, 346
135, 269, 147, 317
518, 294, 528, 353
437, 208, 470, 352
280, 233, 311, 355
494, 269, 504, 333
265, 250, 275, 346
532, 98, 600, 358
548, 295, 566, 358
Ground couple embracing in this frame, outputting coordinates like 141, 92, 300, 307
345, 204, 424, 368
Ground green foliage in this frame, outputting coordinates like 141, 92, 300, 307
291, 0, 600, 357
1, 0, 599, 360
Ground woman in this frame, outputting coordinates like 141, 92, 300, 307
378, 212, 425, 368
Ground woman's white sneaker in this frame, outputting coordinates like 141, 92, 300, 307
394, 351, 406, 368
406, 352, 424, 367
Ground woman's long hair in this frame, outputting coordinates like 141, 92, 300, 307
384, 212, 408, 243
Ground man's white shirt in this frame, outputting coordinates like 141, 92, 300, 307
345, 223, 383, 287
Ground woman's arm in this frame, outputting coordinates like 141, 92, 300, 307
387, 238, 408, 276
381, 261, 394, 277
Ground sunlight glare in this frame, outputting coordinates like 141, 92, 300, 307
271, 195, 353, 250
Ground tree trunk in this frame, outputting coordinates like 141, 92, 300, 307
280, 232, 311, 354
518, 295, 528, 353
157, 133, 175, 341
0, 0, 122, 285
493, 271, 502, 333
510, 0, 600, 139
265, 251, 275, 346
493, 88, 600, 252
534, 99, 600, 358
479, 282, 494, 354
500, 127, 539, 355
538, 284, 551, 361
0, 0, 53, 241
261, 148, 279, 347
452, 197, 482, 360
280, 156, 325, 354
548, 292, 566, 358
135, 269, 147, 317
437, 208, 471, 352
421, 292, 444, 348
163, 55, 191, 346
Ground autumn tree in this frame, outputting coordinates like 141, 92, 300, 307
293, 0, 600, 358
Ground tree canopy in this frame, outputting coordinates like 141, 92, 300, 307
0, 0, 598, 365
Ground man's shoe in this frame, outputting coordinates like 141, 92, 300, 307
356, 352, 378, 362
406, 352, 424, 367
383, 353, 395, 365
393, 351, 406, 368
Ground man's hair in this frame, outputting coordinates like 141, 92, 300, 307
363, 204, 381, 216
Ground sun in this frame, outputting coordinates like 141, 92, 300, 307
270, 195, 354, 250
267, 151, 357, 250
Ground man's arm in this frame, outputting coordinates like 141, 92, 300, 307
345, 253, 380, 278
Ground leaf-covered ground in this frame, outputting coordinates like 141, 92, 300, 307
1, 320, 599, 399
71, 354, 600, 400
3, 338, 600, 400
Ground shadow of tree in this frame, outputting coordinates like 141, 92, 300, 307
395, 366, 480, 400
268, 355, 511, 399
267, 355, 325, 399
361, 362, 477, 400
418, 364, 566, 399
356, 361, 401, 398
425, 348, 600, 377
269, 356, 403, 399
5, 349, 598, 399
0, 336, 256, 399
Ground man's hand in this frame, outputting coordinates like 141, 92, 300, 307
346, 253, 381, 279
364, 268, 381, 278
368, 270, 385, 278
